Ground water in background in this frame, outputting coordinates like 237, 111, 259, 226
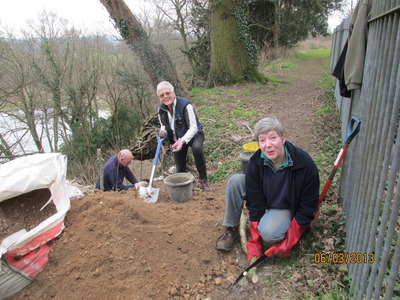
0, 110, 111, 161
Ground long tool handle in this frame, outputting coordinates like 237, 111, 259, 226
319, 116, 361, 203
148, 134, 166, 189
231, 246, 276, 287
153, 135, 165, 167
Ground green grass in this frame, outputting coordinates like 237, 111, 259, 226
295, 48, 332, 59
231, 110, 257, 119
189, 85, 264, 179
318, 61, 336, 90
191, 87, 225, 95
264, 61, 298, 72
209, 158, 241, 181
262, 49, 331, 76
316, 105, 337, 116
191, 87, 254, 98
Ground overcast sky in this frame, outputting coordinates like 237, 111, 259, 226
0, 0, 146, 36
1, 0, 343, 37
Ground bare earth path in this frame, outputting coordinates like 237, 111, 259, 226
271, 59, 324, 154
6, 56, 328, 300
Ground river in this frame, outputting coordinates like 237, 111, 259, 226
0, 110, 111, 161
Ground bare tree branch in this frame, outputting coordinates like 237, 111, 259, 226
99, 0, 188, 97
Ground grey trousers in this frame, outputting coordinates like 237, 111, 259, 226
222, 174, 291, 243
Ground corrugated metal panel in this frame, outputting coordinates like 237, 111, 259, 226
330, 0, 400, 298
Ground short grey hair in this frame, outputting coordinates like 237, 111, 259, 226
157, 81, 174, 95
253, 117, 287, 141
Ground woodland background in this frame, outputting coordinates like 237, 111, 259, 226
0, 0, 354, 184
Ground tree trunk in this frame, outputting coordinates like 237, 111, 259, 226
0, 132, 13, 159
19, 88, 43, 153
274, 1, 280, 48
99, 0, 188, 97
208, 0, 261, 87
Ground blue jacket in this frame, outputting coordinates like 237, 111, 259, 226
95, 156, 138, 191
245, 141, 320, 226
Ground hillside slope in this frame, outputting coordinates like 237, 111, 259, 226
7, 55, 339, 300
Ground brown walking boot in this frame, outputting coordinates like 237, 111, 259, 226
199, 179, 215, 192
216, 227, 239, 251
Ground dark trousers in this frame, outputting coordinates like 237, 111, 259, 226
173, 132, 208, 180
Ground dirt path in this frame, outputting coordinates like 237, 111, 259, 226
6, 56, 327, 300
271, 58, 324, 154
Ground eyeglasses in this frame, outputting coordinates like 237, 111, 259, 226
158, 91, 171, 98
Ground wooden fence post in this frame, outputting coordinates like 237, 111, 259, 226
96, 149, 104, 191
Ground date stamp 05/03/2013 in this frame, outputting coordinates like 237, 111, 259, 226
313, 252, 375, 264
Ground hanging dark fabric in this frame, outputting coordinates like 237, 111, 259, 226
332, 40, 352, 98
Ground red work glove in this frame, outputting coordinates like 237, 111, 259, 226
272, 218, 308, 257
172, 138, 185, 152
247, 222, 263, 264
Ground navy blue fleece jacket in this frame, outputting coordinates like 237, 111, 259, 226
95, 156, 138, 191
245, 141, 320, 226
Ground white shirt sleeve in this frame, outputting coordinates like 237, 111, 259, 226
181, 104, 198, 144
158, 113, 163, 127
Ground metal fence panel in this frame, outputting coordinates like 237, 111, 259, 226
330, 1, 400, 299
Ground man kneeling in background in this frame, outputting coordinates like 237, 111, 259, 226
96, 149, 147, 192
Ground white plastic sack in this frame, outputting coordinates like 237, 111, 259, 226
0, 153, 72, 299
0, 153, 70, 258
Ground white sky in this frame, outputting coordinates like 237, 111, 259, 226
0, 0, 344, 36
0, 0, 146, 36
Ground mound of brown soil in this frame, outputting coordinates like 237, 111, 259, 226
5, 180, 246, 299
6, 55, 329, 300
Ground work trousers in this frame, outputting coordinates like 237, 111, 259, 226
222, 174, 291, 243
173, 132, 208, 180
